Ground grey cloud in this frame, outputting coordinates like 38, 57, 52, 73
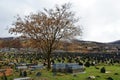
0, 0, 120, 42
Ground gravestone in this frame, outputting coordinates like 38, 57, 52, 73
23, 71, 27, 77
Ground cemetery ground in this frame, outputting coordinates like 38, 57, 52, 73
1, 52, 120, 80
1, 65, 120, 80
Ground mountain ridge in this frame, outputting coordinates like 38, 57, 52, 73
0, 37, 120, 53
0, 37, 120, 44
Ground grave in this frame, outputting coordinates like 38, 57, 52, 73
0, 69, 13, 76
16, 66, 27, 69
52, 63, 66, 73
66, 63, 85, 73
52, 63, 85, 73
14, 77, 31, 80
29, 65, 43, 70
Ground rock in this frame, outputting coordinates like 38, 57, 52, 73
87, 76, 95, 80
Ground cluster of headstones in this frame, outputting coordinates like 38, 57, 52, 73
50, 52, 120, 66
2, 52, 120, 68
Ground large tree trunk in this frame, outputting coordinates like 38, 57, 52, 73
47, 53, 51, 70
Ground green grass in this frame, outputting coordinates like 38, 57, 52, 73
2, 65, 120, 80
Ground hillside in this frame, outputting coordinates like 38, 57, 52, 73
108, 40, 120, 44
0, 37, 120, 53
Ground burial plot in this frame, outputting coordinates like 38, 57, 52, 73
16, 66, 28, 70
52, 63, 85, 73
52, 63, 66, 73
14, 77, 31, 80
66, 63, 85, 73
29, 65, 43, 70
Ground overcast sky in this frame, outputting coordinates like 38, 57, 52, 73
0, 0, 120, 42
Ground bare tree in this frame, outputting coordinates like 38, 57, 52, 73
9, 3, 82, 70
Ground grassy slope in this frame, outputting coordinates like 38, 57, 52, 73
4, 65, 120, 80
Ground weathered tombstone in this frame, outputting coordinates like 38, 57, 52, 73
78, 61, 83, 65
85, 61, 90, 67
100, 67, 106, 73
23, 71, 27, 77
43, 62, 47, 66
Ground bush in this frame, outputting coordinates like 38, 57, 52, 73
100, 67, 106, 73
